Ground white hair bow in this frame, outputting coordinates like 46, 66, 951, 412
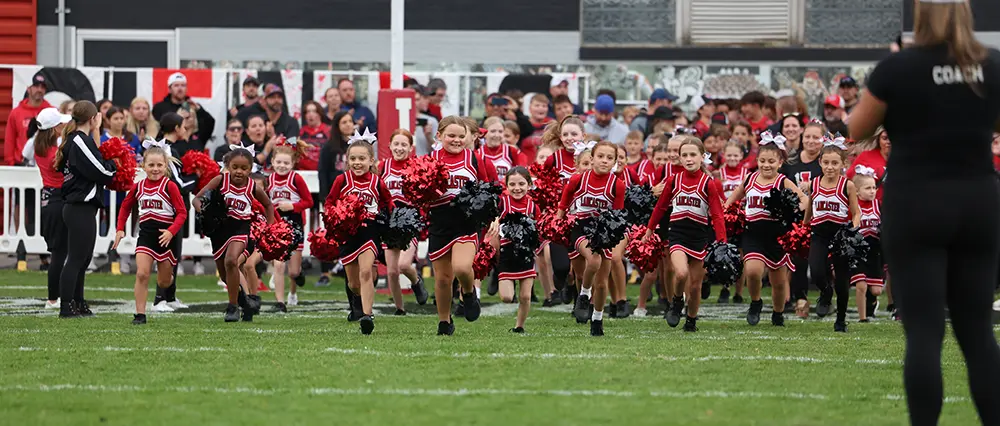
611, 163, 618, 174
142, 138, 169, 151
759, 131, 787, 151
230, 143, 256, 157
348, 128, 378, 145
573, 140, 597, 156
431, 140, 443, 151
824, 133, 847, 150
703, 152, 713, 165
854, 165, 876, 177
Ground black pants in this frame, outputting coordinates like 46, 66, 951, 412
41, 187, 67, 301
548, 244, 571, 291
883, 177, 1000, 425
808, 224, 851, 322
790, 255, 809, 301
60, 203, 98, 310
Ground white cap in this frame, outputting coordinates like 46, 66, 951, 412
691, 95, 705, 110
167, 72, 187, 87
36, 107, 71, 130
775, 89, 795, 99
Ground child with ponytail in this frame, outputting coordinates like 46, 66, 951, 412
266, 139, 314, 311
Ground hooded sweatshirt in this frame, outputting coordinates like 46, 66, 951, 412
4, 98, 52, 165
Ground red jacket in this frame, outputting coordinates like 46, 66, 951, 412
4, 99, 52, 165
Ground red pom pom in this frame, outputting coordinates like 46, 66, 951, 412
528, 163, 563, 212
473, 243, 498, 280
181, 151, 221, 192
251, 218, 295, 261
401, 156, 450, 208
98, 137, 137, 192
307, 228, 340, 262
537, 212, 573, 247
625, 225, 664, 273
778, 223, 811, 259
724, 203, 746, 239
323, 193, 373, 242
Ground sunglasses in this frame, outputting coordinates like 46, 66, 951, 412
228, 126, 243, 132
782, 112, 801, 118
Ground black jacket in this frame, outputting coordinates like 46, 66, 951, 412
152, 95, 216, 149
317, 140, 346, 204
60, 130, 117, 208
235, 103, 300, 140
164, 138, 199, 198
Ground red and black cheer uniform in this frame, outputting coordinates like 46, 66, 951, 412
379, 157, 418, 251
266, 170, 314, 251
326, 170, 393, 264
851, 198, 883, 287
210, 173, 258, 260
615, 166, 643, 186
808, 175, 852, 317
741, 172, 796, 270
647, 169, 726, 260
649, 163, 684, 186
478, 143, 525, 180
543, 148, 576, 182
627, 157, 655, 184
424, 149, 495, 262
721, 165, 749, 201
116, 177, 188, 265
497, 193, 542, 281
559, 170, 626, 259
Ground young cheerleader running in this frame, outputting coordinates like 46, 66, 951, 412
803, 139, 860, 332
380, 129, 429, 314
326, 135, 393, 334
558, 141, 626, 336
266, 140, 314, 311
543, 116, 585, 181
113, 143, 187, 324
479, 117, 526, 179
644, 136, 727, 332
495, 167, 542, 333
723, 137, 808, 326
851, 166, 883, 323
609, 145, 640, 317
193, 147, 275, 322
718, 141, 750, 304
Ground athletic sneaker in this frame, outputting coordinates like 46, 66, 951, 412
241, 307, 255, 322
224, 304, 240, 322
316, 275, 331, 287
77, 300, 94, 317
412, 276, 429, 305
701, 282, 711, 300
437, 318, 455, 336
590, 319, 604, 336
607, 302, 618, 318
858, 318, 870, 323
549, 291, 562, 305
616, 300, 631, 318
275, 302, 287, 313
665, 296, 684, 328
717, 287, 731, 304
268, 274, 276, 290
177, 263, 185, 276
347, 292, 363, 322
132, 314, 147, 325
59, 301, 82, 319
394, 309, 406, 316
747, 300, 763, 326
573, 295, 592, 324
294, 275, 306, 288
256, 280, 269, 292
994, 300, 1000, 312
530, 289, 538, 303
632, 307, 647, 317
151, 301, 174, 313
287, 292, 298, 306
795, 299, 810, 319
784, 300, 794, 312
487, 278, 499, 296
834, 321, 848, 333
510, 327, 525, 334
816, 294, 833, 318
166, 299, 188, 310
454, 300, 465, 317
45, 299, 60, 310
217, 278, 226, 287
247, 294, 262, 314
771, 311, 785, 327
193, 262, 206, 276
867, 298, 879, 318
359, 315, 375, 335
683, 316, 698, 332
732, 294, 744, 304
462, 292, 481, 322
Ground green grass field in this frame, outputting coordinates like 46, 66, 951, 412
0, 270, 993, 425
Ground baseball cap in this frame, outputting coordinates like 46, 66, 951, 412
243, 76, 260, 86
649, 88, 678, 103
824, 94, 845, 109
36, 107, 71, 130
264, 83, 284, 97
839, 77, 858, 88
774, 89, 795, 99
594, 94, 615, 114
651, 106, 675, 121
31, 74, 47, 87
710, 112, 729, 125
550, 78, 569, 88
167, 72, 187, 87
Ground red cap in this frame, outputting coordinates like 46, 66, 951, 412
824, 94, 844, 109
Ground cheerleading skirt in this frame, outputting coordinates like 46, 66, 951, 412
339, 219, 383, 264
210, 218, 253, 261
498, 242, 537, 281
427, 204, 478, 262
742, 220, 795, 271
667, 218, 711, 261
569, 217, 614, 259
135, 220, 182, 265
279, 211, 305, 251
850, 236, 883, 286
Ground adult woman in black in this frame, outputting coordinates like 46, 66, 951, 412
849, 1, 1000, 424
54, 101, 117, 318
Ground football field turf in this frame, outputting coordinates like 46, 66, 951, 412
0, 270, 992, 425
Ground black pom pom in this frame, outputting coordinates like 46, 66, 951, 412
763, 187, 804, 229
451, 181, 504, 230
383, 206, 426, 250
196, 189, 227, 236
829, 225, 870, 270
582, 209, 630, 252
499, 212, 540, 265
704, 241, 743, 285
624, 184, 656, 225
281, 216, 304, 261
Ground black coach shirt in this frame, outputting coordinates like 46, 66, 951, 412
866, 45, 1000, 181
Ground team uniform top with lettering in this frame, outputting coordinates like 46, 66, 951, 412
810, 176, 851, 233
423, 149, 497, 262
740, 172, 796, 270
208, 173, 258, 260
615, 166, 643, 186
720, 165, 749, 201
326, 170, 393, 264
497, 193, 543, 281
543, 148, 576, 181
558, 170, 626, 259
850, 199, 884, 286
627, 158, 656, 184
379, 157, 411, 207
116, 177, 188, 265
649, 163, 685, 186
478, 143, 526, 180
647, 169, 726, 260
266, 170, 314, 250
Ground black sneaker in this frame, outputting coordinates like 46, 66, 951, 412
617, 300, 630, 318
866, 298, 879, 318
454, 300, 465, 317
394, 309, 407, 316
683, 316, 698, 332
747, 299, 763, 326
462, 292, 481, 322
607, 301, 618, 318
241, 307, 255, 322
549, 291, 562, 305
59, 301, 81, 319
858, 318, 870, 323
771, 311, 785, 327
237, 289, 252, 311
412, 276, 429, 305
665, 296, 683, 327
542, 298, 556, 307
224, 304, 240, 322
573, 295, 592, 324
132, 314, 146, 325
886, 303, 895, 313
657, 297, 669, 307
315, 275, 331, 287
590, 319, 604, 336
701, 282, 712, 300
77, 300, 95, 317
530, 289, 538, 303
294, 275, 306, 288
717, 287, 731, 304
561, 286, 576, 305
359, 315, 375, 335
437, 318, 455, 336
347, 289, 363, 322
733, 294, 744, 304
510, 327, 525, 334
275, 302, 287, 313
816, 294, 832, 318
248, 294, 262, 314
784, 299, 794, 312
834, 321, 848, 332
487, 278, 499, 296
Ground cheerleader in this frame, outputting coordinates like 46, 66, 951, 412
266, 139, 314, 311
566, 141, 596, 295
380, 129, 429, 314
644, 136, 727, 332
326, 131, 393, 334
495, 167, 542, 332
609, 145, 640, 317
624, 130, 655, 181
850, 166, 882, 323
557, 141, 626, 336
193, 146, 275, 322
723, 136, 808, 326
426, 116, 496, 335
802, 138, 860, 332
718, 140, 749, 304
479, 117, 527, 179
112, 143, 187, 324
542, 116, 585, 181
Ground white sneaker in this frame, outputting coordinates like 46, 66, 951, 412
287, 292, 298, 306
120, 256, 131, 274
269, 274, 276, 290
632, 307, 647, 317
193, 262, 206, 276
993, 299, 1000, 312
45, 298, 60, 309
87, 259, 98, 272
151, 301, 174, 312
166, 299, 188, 310
217, 278, 226, 287
177, 263, 186, 276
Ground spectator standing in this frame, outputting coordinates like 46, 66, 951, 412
318, 111, 354, 203
690, 95, 715, 137
547, 78, 584, 117
151, 73, 216, 143
482, 93, 532, 145
766, 91, 804, 135
323, 87, 343, 125
630, 88, 677, 134
101, 106, 142, 156
214, 119, 245, 162
337, 79, 376, 133
228, 76, 260, 122
236, 84, 299, 143
297, 101, 330, 171
739, 91, 773, 137
424, 78, 447, 120
822, 94, 850, 136
414, 89, 438, 156
126, 97, 159, 141
584, 95, 629, 144
5, 74, 52, 165
552, 95, 575, 122
838, 76, 860, 113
